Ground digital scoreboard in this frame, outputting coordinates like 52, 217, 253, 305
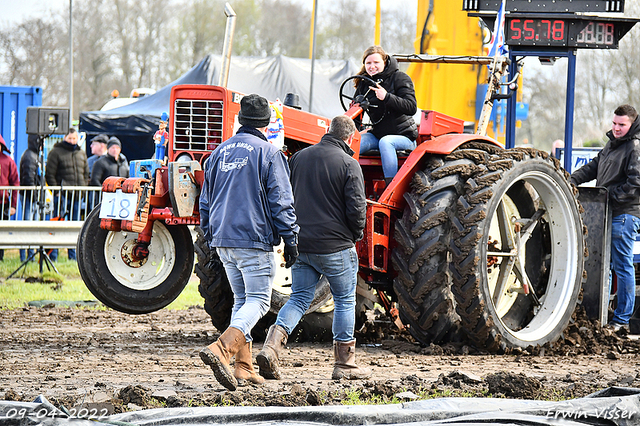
505, 14, 637, 49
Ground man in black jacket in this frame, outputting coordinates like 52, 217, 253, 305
257, 115, 370, 380
571, 104, 640, 332
90, 137, 129, 186
45, 128, 89, 261
19, 134, 41, 261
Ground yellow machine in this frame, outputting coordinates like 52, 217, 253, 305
406, 1, 486, 131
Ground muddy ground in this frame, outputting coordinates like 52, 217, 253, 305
1, 304, 639, 416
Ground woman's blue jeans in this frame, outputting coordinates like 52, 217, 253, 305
359, 132, 416, 178
275, 247, 358, 342
217, 247, 275, 342
610, 214, 640, 325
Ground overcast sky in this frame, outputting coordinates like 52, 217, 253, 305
2, 0, 418, 27
0, 0, 65, 26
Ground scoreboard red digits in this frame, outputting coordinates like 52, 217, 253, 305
507, 18, 567, 45
504, 15, 628, 49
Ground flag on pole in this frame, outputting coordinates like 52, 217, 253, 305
488, 0, 508, 57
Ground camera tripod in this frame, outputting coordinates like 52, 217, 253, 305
8, 135, 59, 279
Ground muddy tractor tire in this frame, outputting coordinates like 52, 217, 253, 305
195, 227, 337, 342
449, 143, 585, 351
392, 156, 462, 344
77, 205, 194, 314
393, 143, 585, 351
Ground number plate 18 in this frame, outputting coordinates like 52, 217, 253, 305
100, 190, 138, 220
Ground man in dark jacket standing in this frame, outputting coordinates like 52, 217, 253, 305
45, 128, 89, 188
19, 134, 41, 262
199, 94, 299, 391
45, 128, 89, 261
90, 137, 129, 186
257, 115, 370, 381
571, 104, 640, 332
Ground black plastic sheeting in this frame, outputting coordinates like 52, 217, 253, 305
79, 55, 359, 162
1, 387, 639, 426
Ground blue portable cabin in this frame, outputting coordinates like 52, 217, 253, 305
0, 86, 43, 165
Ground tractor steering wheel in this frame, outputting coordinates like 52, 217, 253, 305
339, 75, 386, 126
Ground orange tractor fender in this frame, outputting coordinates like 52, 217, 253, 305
378, 133, 503, 209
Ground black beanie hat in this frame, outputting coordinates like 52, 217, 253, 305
107, 137, 121, 149
238, 94, 271, 128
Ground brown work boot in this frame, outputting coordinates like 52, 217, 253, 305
332, 339, 372, 380
199, 327, 245, 391
256, 324, 288, 379
234, 341, 264, 386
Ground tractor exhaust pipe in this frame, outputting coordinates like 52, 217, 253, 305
218, 2, 236, 88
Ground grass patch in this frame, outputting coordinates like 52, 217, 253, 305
0, 249, 202, 311
166, 278, 202, 310
336, 386, 497, 406
0, 277, 96, 309
0, 249, 82, 278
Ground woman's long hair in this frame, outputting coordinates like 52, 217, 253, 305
354, 46, 389, 88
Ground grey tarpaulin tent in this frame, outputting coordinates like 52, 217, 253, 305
79, 55, 360, 161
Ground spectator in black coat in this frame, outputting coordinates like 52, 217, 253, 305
45, 128, 88, 261
90, 137, 129, 186
19, 134, 41, 262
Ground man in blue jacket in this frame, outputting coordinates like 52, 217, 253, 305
199, 94, 299, 391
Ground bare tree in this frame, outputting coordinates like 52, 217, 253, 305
253, 0, 311, 57
73, 0, 116, 112
381, 1, 417, 55
0, 17, 67, 105
574, 49, 619, 140
316, 0, 374, 61
0, 0, 422, 117
110, 0, 169, 94
518, 62, 567, 150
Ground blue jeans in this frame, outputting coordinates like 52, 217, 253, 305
217, 247, 275, 342
359, 132, 416, 178
275, 247, 358, 342
610, 214, 640, 324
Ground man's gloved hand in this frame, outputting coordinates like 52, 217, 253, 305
283, 244, 299, 268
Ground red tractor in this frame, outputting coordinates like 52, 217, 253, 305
78, 55, 585, 352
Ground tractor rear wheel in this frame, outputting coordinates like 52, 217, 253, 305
393, 143, 585, 351
392, 156, 466, 344
195, 228, 335, 341
449, 144, 585, 351
77, 205, 194, 314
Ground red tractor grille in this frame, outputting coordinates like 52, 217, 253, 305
173, 99, 224, 152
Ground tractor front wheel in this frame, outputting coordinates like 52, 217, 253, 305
77, 205, 194, 314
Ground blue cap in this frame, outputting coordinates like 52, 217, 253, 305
161, 112, 169, 121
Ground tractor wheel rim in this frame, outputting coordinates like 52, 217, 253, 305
484, 170, 579, 343
104, 222, 176, 291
